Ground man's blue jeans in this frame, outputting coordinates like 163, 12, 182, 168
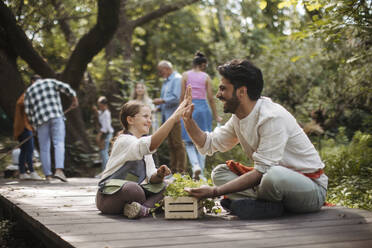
37, 117, 65, 176
18, 129, 34, 174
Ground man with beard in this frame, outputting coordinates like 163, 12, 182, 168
182, 59, 328, 219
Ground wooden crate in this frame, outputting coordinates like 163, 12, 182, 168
164, 196, 204, 219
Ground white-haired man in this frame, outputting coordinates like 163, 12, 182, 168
153, 60, 186, 174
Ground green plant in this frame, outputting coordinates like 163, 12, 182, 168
164, 174, 221, 214
321, 130, 372, 210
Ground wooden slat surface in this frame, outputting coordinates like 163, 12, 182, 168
1, 178, 371, 248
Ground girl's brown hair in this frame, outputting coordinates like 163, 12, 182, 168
119, 101, 145, 133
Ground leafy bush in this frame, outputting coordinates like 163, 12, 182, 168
321, 129, 372, 210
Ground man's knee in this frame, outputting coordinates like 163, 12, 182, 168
258, 166, 289, 201
260, 166, 288, 187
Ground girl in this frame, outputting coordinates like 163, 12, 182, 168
96, 87, 191, 219
92, 96, 114, 171
130, 82, 159, 132
180, 52, 222, 180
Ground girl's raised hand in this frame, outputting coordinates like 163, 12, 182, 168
173, 86, 192, 120
184, 85, 192, 104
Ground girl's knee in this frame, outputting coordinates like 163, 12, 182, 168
122, 182, 145, 197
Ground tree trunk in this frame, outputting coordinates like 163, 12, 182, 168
0, 45, 24, 122
0, 0, 120, 161
216, 0, 227, 39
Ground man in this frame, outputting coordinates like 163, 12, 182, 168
153, 60, 186, 173
24, 75, 79, 182
183, 59, 327, 219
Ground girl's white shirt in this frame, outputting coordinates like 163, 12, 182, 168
101, 134, 157, 183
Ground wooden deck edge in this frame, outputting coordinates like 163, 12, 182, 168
0, 193, 75, 248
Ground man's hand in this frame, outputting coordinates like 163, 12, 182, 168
182, 104, 194, 122
184, 185, 218, 199
153, 98, 164, 105
64, 97, 79, 114
71, 96, 79, 109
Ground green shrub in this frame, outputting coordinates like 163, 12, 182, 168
321, 129, 372, 210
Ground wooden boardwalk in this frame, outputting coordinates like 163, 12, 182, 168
0, 178, 371, 248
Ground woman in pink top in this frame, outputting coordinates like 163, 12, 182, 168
180, 52, 222, 180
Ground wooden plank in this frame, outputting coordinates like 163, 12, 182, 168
61, 218, 372, 243
283, 239, 372, 248
36, 215, 372, 226
166, 204, 195, 211
67, 224, 372, 248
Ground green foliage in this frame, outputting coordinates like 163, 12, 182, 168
205, 144, 253, 178
321, 129, 372, 210
8, 0, 97, 72
65, 141, 97, 177
0, 218, 44, 248
0, 219, 14, 247
256, 37, 326, 117
164, 173, 212, 197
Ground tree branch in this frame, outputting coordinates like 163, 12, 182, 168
0, 1, 55, 77
130, 0, 200, 28
61, 0, 120, 89
50, 0, 76, 45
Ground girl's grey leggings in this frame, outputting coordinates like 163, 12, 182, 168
96, 181, 164, 214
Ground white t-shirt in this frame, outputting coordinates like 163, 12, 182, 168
98, 109, 114, 134
198, 97, 328, 189
101, 134, 157, 184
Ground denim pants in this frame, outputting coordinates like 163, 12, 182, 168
185, 141, 205, 176
18, 129, 34, 174
100, 132, 113, 171
37, 117, 65, 176
212, 164, 327, 213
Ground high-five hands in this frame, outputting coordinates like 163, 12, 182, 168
182, 85, 194, 122
173, 86, 192, 120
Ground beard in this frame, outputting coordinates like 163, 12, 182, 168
222, 90, 240, 114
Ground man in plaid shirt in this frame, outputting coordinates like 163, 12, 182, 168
24, 75, 79, 182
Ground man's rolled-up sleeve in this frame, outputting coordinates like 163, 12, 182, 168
252, 117, 288, 174
197, 118, 239, 156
